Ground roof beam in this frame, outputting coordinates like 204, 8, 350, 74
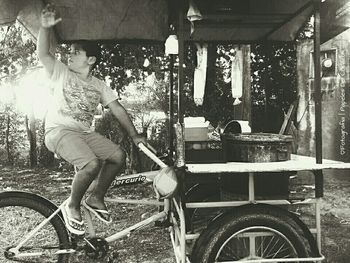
261, 0, 313, 40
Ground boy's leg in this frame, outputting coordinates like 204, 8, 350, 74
83, 132, 126, 212
69, 159, 101, 220
86, 149, 126, 211
50, 130, 101, 221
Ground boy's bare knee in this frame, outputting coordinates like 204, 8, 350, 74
82, 159, 101, 175
107, 149, 126, 164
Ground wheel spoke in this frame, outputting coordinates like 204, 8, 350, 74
262, 235, 275, 257
256, 234, 265, 256
217, 240, 239, 261
265, 235, 281, 257
215, 226, 300, 261
265, 243, 290, 259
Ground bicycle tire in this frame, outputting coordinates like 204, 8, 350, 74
191, 205, 313, 263
185, 184, 223, 233
0, 196, 71, 263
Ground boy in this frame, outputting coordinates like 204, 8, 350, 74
38, 5, 146, 235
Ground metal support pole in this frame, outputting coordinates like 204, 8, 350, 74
313, 0, 322, 164
248, 173, 255, 202
315, 198, 322, 255
314, 170, 324, 198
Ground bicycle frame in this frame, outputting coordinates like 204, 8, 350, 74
8, 197, 171, 259
83, 169, 172, 241
7, 143, 173, 260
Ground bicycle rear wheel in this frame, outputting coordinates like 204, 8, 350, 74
0, 196, 71, 263
191, 206, 313, 262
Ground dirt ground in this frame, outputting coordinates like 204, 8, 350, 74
0, 164, 349, 262
294, 170, 350, 263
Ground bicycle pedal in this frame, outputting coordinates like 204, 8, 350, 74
106, 251, 119, 263
70, 234, 84, 248
106, 256, 117, 263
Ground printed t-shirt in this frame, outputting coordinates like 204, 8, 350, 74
45, 60, 117, 133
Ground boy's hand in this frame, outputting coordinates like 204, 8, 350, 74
131, 134, 157, 153
41, 4, 62, 28
131, 134, 147, 147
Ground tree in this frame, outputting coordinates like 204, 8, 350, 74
25, 109, 37, 166
250, 42, 298, 132
250, 18, 313, 133
0, 98, 27, 166
0, 24, 39, 167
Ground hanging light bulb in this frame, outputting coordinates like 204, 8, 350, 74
165, 35, 179, 55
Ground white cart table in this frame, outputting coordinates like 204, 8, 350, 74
186, 154, 350, 174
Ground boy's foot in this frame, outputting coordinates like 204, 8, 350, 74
62, 203, 85, 235
82, 198, 112, 224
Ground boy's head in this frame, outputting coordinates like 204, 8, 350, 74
68, 40, 101, 73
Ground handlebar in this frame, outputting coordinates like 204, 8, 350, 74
138, 143, 168, 169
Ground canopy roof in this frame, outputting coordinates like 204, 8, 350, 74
320, 0, 350, 43
184, 0, 314, 42
0, 0, 349, 43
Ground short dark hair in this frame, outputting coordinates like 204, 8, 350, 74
73, 40, 101, 69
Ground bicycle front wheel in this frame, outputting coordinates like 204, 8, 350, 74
0, 196, 71, 263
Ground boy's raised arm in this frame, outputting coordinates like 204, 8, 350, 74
37, 5, 62, 76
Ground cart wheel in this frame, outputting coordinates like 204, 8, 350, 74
191, 205, 312, 262
185, 184, 223, 233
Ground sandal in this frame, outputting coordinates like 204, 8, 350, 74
61, 203, 85, 236
82, 200, 112, 224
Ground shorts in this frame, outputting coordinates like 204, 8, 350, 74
45, 128, 122, 169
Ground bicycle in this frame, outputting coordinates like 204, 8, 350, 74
0, 144, 175, 263
0, 143, 326, 262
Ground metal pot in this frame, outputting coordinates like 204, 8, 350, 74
221, 133, 294, 162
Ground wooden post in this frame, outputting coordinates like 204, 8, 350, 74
314, 0, 322, 163
233, 45, 251, 124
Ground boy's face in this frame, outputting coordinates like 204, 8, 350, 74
68, 44, 95, 72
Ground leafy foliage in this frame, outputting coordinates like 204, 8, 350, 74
0, 25, 37, 82
0, 103, 28, 165
0, 24, 38, 166
250, 42, 298, 132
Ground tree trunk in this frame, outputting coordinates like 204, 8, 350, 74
38, 118, 55, 167
5, 112, 13, 165
25, 110, 37, 167
240, 45, 252, 123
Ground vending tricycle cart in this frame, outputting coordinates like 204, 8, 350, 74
0, 1, 349, 262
